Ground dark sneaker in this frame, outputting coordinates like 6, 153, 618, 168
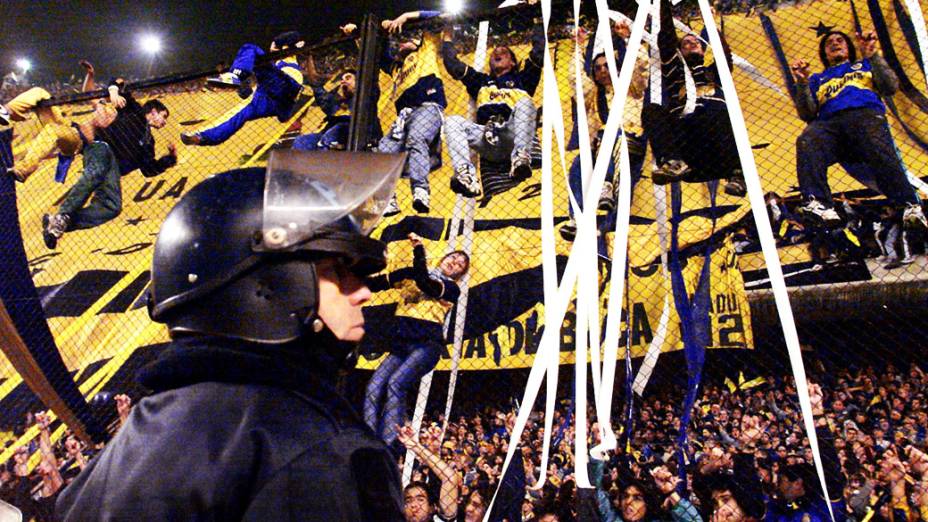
383, 195, 400, 217
724, 176, 746, 197
560, 219, 577, 241
510, 148, 532, 180
797, 199, 842, 227
42, 213, 70, 250
412, 187, 430, 214
651, 159, 691, 185
598, 181, 616, 212
450, 164, 481, 198
180, 132, 202, 146
883, 257, 903, 270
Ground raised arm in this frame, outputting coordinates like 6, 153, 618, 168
790, 59, 818, 121
409, 234, 460, 301
397, 424, 461, 520
440, 24, 470, 80
857, 30, 899, 95
658, 0, 680, 64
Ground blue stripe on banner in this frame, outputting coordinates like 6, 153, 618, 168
868, 0, 928, 114
892, 0, 927, 85
0, 129, 107, 442
850, 0, 864, 34
669, 180, 715, 488
759, 14, 798, 99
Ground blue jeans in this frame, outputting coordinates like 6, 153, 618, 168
292, 122, 349, 151
445, 97, 537, 170
797, 108, 918, 207
198, 44, 301, 146
59, 142, 122, 229
377, 104, 443, 192
363, 341, 441, 445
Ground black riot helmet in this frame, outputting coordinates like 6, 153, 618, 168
148, 150, 405, 344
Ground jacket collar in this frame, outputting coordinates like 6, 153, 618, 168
138, 335, 362, 426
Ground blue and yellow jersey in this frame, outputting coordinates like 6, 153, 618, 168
469, 69, 540, 124
442, 26, 544, 125
388, 32, 447, 112
276, 55, 304, 87
395, 278, 454, 324
367, 246, 461, 343
809, 59, 886, 120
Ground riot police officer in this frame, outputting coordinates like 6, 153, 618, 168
57, 150, 407, 521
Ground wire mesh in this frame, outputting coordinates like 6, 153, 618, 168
0, 0, 927, 520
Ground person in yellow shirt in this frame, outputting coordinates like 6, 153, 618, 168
378, 11, 447, 215
363, 233, 469, 447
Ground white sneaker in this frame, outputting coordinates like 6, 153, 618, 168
598, 181, 615, 212
383, 194, 400, 217
797, 199, 842, 227
903, 203, 927, 230
450, 164, 481, 198
412, 187, 430, 213
0, 104, 10, 127
510, 148, 532, 180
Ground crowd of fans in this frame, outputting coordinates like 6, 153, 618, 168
6, 362, 928, 521
2, 0, 928, 519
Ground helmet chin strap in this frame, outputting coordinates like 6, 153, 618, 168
302, 314, 360, 370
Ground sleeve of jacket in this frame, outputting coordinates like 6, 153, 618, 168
658, 0, 680, 65
311, 84, 340, 117
138, 146, 177, 177
519, 22, 546, 96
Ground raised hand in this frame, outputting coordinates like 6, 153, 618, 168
807, 382, 824, 416
395, 424, 420, 450
115, 394, 132, 420
650, 465, 680, 495
856, 30, 878, 58
790, 59, 811, 84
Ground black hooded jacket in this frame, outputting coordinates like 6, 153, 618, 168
56, 336, 404, 521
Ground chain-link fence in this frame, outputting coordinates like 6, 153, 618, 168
1, 0, 927, 520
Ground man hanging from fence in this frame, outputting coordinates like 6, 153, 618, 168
790, 29, 927, 229
41, 79, 173, 249
562, 24, 649, 241
378, 10, 448, 216
1, 61, 110, 183
643, 0, 746, 197
363, 233, 468, 448
180, 31, 305, 146
292, 56, 355, 152
440, 11, 545, 199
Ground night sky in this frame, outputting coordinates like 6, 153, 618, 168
1, 0, 505, 83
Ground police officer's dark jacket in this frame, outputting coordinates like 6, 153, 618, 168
56, 335, 405, 521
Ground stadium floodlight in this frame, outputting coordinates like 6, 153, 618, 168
139, 33, 162, 55
445, 0, 464, 14
15, 58, 31, 73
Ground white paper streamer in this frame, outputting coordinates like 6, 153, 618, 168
902, 0, 928, 93
694, 1, 835, 518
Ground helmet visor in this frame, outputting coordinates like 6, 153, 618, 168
259, 149, 405, 250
